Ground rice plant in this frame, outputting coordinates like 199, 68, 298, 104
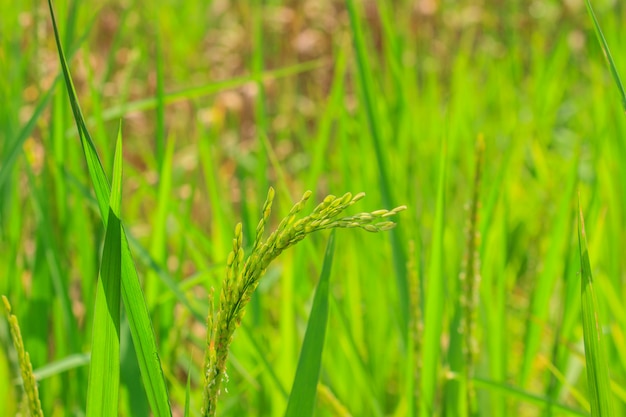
2, 0, 626, 415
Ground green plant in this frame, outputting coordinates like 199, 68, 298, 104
203, 187, 405, 416
577, 202, 614, 417
4, 0, 626, 415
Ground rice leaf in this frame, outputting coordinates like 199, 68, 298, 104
22, 354, 91, 383
345, 0, 409, 336
284, 230, 335, 417
473, 377, 588, 416
92, 59, 324, 127
184, 356, 192, 417
584, 0, 626, 112
419, 139, 448, 417
577, 201, 614, 417
0, 14, 95, 191
86, 125, 123, 417
47, 2, 172, 415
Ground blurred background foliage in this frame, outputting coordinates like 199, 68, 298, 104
1, 0, 626, 415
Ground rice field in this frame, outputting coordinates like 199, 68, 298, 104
1, 0, 626, 416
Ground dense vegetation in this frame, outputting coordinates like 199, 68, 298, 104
1, 0, 625, 416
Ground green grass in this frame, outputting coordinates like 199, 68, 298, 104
2, 0, 626, 416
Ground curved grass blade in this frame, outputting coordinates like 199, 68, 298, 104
15, 354, 91, 384
86, 126, 123, 417
90, 59, 325, 128
47, 0, 109, 220
47, 2, 172, 415
577, 200, 614, 417
0, 86, 55, 192
584, 0, 626, 112
283, 230, 335, 417
473, 377, 588, 417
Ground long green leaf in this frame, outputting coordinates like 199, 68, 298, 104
473, 377, 588, 417
86, 125, 123, 417
345, 0, 408, 337
584, 0, 626, 112
47, 2, 172, 415
184, 355, 192, 417
420, 139, 448, 417
284, 230, 335, 417
20, 354, 91, 383
0, 13, 95, 192
577, 201, 614, 417
86, 59, 324, 130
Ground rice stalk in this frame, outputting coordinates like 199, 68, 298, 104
2, 296, 44, 417
461, 135, 485, 416
201, 187, 406, 416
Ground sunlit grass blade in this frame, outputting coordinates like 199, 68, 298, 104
47, 0, 109, 220
47, 1, 172, 415
0, 86, 55, 192
25, 354, 91, 383
251, 0, 269, 195
88, 59, 325, 128
155, 30, 166, 170
0, 15, 94, 192
317, 383, 352, 417
145, 134, 176, 321
345, 0, 408, 338
473, 377, 588, 416
184, 356, 192, 417
406, 239, 421, 417
284, 230, 335, 417
420, 139, 448, 417
86, 126, 123, 417
584, 0, 626, 112
521, 152, 578, 387
577, 200, 614, 417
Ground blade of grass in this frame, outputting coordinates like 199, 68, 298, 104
584, 0, 626, 112
47, 2, 172, 415
0, 86, 56, 192
521, 152, 578, 387
19, 354, 91, 383
345, 0, 408, 339
251, 0, 269, 195
577, 198, 614, 417
48, 0, 109, 221
283, 230, 335, 417
184, 355, 192, 417
61, 166, 204, 322
145, 135, 176, 321
420, 138, 448, 417
473, 377, 588, 416
86, 59, 326, 130
86, 125, 123, 417
155, 28, 166, 171
0, 14, 95, 192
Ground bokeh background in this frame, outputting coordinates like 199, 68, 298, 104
2, 0, 626, 415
